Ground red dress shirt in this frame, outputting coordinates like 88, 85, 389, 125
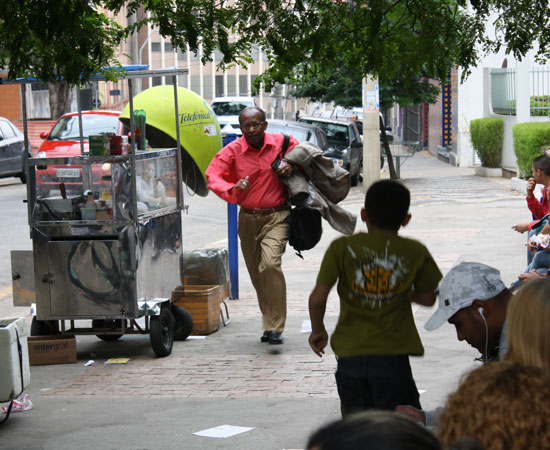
206, 133, 298, 209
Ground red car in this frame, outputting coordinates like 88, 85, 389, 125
36, 111, 126, 197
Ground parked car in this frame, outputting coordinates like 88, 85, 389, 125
0, 116, 29, 184
266, 119, 328, 151
35, 110, 126, 197
210, 96, 257, 135
298, 116, 363, 186
331, 107, 394, 141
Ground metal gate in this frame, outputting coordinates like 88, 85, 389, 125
402, 104, 422, 142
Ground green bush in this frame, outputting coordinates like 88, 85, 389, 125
513, 122, 550, 177
470, 118, 503, 168
530, 96, 550, 117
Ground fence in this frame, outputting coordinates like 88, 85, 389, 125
491, 66, 550, 116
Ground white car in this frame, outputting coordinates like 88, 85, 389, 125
210, 96, 257, 135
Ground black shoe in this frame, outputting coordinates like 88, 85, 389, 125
268, 332, 283, 345
261, 331, 272, 343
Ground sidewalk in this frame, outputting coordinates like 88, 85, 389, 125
0, 151, 529, 450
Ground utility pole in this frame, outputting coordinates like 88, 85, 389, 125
362, 75, 380, 192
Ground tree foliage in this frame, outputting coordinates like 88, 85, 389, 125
0, 0, 125, 85
291, 66, 441, 110
1, 0, 550, 91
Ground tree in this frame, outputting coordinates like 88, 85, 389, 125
2, 1, 550, 102
1, 0, 124, 85
0, 0, 550, 86
291, 67, 441, 111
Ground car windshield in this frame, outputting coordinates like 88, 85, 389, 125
308, 122, 348, 145
211, 101, 252, 116
48, 115, 120, 141
267, 125, 312, 144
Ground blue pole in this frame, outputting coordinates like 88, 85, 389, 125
222, 131, 239, 299
228, 202, 239, 299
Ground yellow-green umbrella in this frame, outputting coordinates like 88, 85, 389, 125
120, 85, 223, 196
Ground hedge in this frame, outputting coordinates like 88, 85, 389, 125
513, 122, 550, 177
470, 118, 503, 168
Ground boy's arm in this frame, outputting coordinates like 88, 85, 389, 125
308, 283, 331, 358
410, 289, 437, 306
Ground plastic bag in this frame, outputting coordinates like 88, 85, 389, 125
1, 394, 33, 414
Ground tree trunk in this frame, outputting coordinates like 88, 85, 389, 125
380, 115, 397, 179
48, 82, 72, 120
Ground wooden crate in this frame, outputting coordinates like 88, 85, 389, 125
172, 285, 224, 335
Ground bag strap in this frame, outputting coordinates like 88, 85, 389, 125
281, 133, 290, 156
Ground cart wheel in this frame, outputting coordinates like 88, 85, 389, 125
30, 317, 60, 336
171, 305, 193, 341
150, 307, 175, 357
92, 319, 123, 341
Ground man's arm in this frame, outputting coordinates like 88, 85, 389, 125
205, 150, 241, 203
410, 290, 436, 306
512, 222, 530, 233
308, 283, 331, 357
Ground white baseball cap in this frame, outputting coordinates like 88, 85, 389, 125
424, 262, 506, 331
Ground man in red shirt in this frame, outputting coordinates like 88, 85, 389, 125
206, 107, 298, 345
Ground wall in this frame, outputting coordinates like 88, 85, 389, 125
0, 83, 22, 121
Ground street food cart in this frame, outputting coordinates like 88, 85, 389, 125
12, 68, 195, 357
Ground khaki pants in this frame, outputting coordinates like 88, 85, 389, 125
238, 209, 290, 334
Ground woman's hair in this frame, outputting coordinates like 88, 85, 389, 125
437, 362, 550, 450
505, 277, 550, 374
307, 410, 440, 450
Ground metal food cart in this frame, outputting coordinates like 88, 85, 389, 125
12, 68, 193, 357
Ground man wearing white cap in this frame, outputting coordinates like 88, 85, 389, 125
424, 261, 511, 362
396, 261, 512, 426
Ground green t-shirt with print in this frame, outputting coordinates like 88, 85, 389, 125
317, 230, 442, 357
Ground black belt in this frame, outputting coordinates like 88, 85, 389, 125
241, 204, 288, 215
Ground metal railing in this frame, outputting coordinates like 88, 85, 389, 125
491, 66, 550, 116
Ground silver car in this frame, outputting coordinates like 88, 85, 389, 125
298, 116, 363, 186
0, 116, 28, 183
266, 119, 328, 151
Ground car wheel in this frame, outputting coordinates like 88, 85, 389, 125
19, 170, 27, 184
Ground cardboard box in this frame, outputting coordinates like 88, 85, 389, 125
27, 335, 77, 366
172, 285, 224, 335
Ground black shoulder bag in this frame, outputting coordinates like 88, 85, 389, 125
277, 134, 322, 259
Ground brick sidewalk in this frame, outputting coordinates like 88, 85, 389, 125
40, 290, 340, 400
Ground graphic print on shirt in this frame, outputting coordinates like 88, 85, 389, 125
348, 242, 409, 308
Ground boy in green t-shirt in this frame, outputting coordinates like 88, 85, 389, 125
308, 180, 442, 417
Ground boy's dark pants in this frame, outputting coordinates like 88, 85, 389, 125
335, 354, 421, 417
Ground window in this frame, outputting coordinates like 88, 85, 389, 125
215, 76, 225, 97
164, 42, 173, 52
151, 42, 161, 52
239, 75, 249, 96
0, 120, 15, 139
